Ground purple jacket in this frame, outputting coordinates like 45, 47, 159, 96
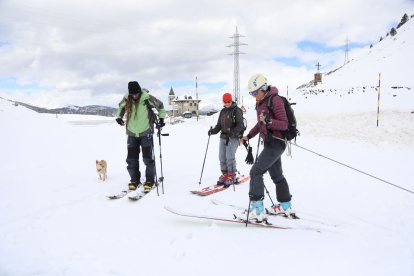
247, 86, 288, 141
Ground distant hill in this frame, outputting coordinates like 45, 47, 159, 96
13, 100, 116, 117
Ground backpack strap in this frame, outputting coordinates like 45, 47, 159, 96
231, 105, 238, 124
266, 94, 276, 117
143, 99, 157, 131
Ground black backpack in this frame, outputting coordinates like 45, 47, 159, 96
267, 95, 299, 141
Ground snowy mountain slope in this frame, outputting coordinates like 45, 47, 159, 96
1, 87, 413, 276
299, 17, 414, 88
289, 19, 414, 151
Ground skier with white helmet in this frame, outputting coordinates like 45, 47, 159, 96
239, 74, 295, 222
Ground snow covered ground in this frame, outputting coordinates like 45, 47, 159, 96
1, 82, 413, 276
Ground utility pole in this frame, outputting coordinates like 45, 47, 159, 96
227, 27, 247, 105
344, 37, 350, 65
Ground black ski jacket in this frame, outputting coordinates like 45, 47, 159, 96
210, 102, 244, 139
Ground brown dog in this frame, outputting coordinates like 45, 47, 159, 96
96, 160, 107, 181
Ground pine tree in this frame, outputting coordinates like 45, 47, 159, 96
390, 27, 397, 36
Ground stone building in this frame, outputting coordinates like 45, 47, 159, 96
168, 87, 201, 117
314, 73, 322, 85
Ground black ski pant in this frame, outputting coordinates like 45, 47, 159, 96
249, 135, 292, 203
126, 134, 155, 184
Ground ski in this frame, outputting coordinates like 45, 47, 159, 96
211, 199, 338, 230
191, 174, 250, 196
107, 189, 134, 200
164, 206, 289, 229
128, 186, 156, 201
211, 198, 301, 219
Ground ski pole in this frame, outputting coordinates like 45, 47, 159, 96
263, 184, 275, 206
257, 118, 276, 206
246, 126, 263, 228
199, 127, 212, 185
231, 153, 236, 192
150, 135, 160, 196
157, 124, 169, 194
245, 123, 263, 228
245, 198, 251, 227
153, 115, 169, 195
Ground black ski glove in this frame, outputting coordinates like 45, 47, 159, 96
116, 118, 125, 126
157, 118, 165, 128
262, 111, 272, 126
244, 141, 254, 165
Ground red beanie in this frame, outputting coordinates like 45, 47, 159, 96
222, 93, 232, 103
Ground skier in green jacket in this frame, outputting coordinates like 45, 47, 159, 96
115, 81, 166, 192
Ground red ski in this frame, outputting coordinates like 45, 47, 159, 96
191, 174, 250, 196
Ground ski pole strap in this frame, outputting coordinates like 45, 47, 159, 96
272, 135, 292, 157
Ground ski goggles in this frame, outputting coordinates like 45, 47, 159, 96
223, 100, 232, 104
249, 85, 267, 97
249, 90, 259, 96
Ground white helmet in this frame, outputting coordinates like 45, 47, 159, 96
248, 74, 268, 93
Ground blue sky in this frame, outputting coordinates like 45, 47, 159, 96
297, 40, 369, 54
0, 77, 45, 91
274, 40, 372, 69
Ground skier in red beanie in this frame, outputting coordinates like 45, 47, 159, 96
208, 92, 244, 187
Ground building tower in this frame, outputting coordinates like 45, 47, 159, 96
168, 87, 175, 105
227, 27, 247, 105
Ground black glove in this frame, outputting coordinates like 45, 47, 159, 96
263, 112, 272, 126
157, 118, 165, 128
243, 141, 254, 165
208, 127, 213, 136
116, 118, 125, 126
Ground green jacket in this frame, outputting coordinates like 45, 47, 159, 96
116, 89, 166, 137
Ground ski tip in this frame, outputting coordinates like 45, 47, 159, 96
164, 206, 179, 215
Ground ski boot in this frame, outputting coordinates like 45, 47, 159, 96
217, 171, 228, 186
223, 172, 236, 188
238, 200, 267, 223
267, 201, 298, 219
128, 181, 141, 191
143, 179, 155, 192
